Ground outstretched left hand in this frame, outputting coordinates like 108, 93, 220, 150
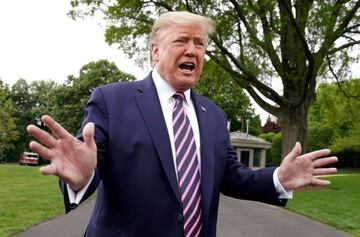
278, 142, 338, 190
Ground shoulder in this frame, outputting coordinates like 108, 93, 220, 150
96, 80, 143, 94
94, 73, 152, 97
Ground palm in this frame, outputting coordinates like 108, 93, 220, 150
27, 115, 97, 192
278, 142, 338, 190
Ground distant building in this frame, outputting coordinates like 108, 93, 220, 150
230, 131, 271, 169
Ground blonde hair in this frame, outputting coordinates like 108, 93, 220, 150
150, 11, 215, 44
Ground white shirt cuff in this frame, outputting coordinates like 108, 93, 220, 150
273, 167, 293, 199
66, 171, 95, 204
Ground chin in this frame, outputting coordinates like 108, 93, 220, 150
179, 78, 198, 89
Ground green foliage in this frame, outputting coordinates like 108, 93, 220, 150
9, 79, 59, 162
259, 132, 282, 166
308, 79, 360, 167
307, 124, 334, 151
330, 124, 360, 168
0, 81, 19, 159
52, 59, 136, 134
194, 60, 261, 134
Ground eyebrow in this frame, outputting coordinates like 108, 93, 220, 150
175, 33, 205, 40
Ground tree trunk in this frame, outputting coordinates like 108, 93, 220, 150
280, 102, 309, 158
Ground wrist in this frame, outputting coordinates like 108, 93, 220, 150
69, 177, 91, 193
277, 167, 289, 190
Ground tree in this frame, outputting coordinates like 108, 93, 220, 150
69, 1, 360, 157
11, 79, 35, 155
11, 79, 59, 159
262, 116, 281, 134
0, 80, 19, 159
52, 59, 136, 134
30, 80, 59, 118
194, 60, 261, 134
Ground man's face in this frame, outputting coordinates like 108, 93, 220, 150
151, 24, 207, 91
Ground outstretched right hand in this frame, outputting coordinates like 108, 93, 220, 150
26, 115, 97, 192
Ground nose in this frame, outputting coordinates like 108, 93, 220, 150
184, 41, 196, 57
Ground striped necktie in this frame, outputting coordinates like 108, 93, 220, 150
172, 92, 202, 237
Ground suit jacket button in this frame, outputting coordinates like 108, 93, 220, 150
177, 213, 183, 221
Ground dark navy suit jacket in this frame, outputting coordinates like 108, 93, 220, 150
60, 73, 286, 237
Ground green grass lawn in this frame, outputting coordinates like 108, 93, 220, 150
286, 169, 360, 237
0, 164, 63, 237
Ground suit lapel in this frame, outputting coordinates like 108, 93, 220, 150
134, 74, 181, 204
191, 92, 215, 218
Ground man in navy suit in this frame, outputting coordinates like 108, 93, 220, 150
27, 11, 337, 237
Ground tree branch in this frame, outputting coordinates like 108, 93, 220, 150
328, 40, 360, 54
345, 30, 360, 34
342, 34, 357, 42
333, 0, 360, 38
231, 1, 284, 80
210, 35, 285, 106
147, 0, 173, 11
327, 55, 360, 100
256, 2, 284, 78
344, 23, 360, 33
235, 19, 246, 65
229, 0, 264, 47
245, 86, 281, 117
208, 51, 281, 116
206, 51, 248, 88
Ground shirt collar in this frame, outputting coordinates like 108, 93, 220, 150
152, 69, 191, 104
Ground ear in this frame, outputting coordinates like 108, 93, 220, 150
150, 43, 159, 64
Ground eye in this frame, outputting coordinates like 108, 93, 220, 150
173, 38, 186, 46
195, 41, 205, 49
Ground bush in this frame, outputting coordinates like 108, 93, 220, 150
331, 136, 360, 168
259, 132, 282, 166
333, 149, 360, 168
307, 124, 334, 151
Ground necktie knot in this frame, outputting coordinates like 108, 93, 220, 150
173, 92, 185, 104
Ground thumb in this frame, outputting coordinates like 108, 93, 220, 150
83, 122, 96, 148
287, 141, 302, 160
40, 164, 57, 176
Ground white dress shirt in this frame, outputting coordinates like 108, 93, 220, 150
68, 69, 292, 203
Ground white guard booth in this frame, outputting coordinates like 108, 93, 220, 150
230, 131, 272, 169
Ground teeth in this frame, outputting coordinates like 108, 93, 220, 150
179, 63, 195, 71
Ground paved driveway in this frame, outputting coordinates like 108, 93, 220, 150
12, 195, 354, 237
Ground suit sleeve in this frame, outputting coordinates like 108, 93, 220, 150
61, 87, 109, 212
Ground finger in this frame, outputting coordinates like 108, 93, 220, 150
29, 141, 53, 161
41, 115, 71, 139
39, 164, 57, 176
313, 167, 337, 176
27, 125, 57, 148
83, 122, 96, 149
287, 141, 302, 161
299, 148, 331, 161
311, 178, 331, 186
313, 156, 338, 167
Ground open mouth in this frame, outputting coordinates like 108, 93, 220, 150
179, 63, 195, 72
